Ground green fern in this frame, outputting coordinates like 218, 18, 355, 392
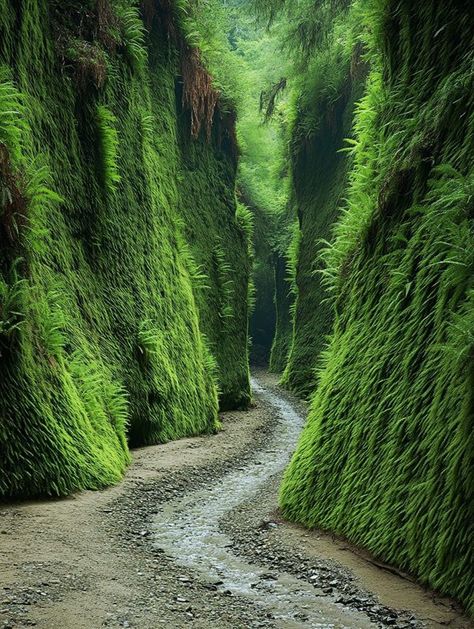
0, 263, 27, 343
96, 105, 121, 194
116, 4, 147, 73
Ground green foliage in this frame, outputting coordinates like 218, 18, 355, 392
281, 20, 366, 394
214, 244, 235, 322
0, 0, 250, 497
179, 0, 241, 103
24, 160, 63, 253
35, 288, 67, 358
137, 318, 162, 363
177, 132, 252, 409
0, 68, 26, 161
220, 4, 290, 365
0, 265, 27, 345
235, 201, 254, 241
116, 3, 147, 73
96, 105, 121, 194
268, 252, 292, 372
280, 0, 474, 613
229, 9, 289, 217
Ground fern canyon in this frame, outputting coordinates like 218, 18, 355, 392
0, 1, 472, 628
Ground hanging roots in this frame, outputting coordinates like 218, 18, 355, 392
96, 0, 119, 52
182, 48, 220, 140
72, 40, 108, 90
260, 77, 287, 122
141, 0, 157, 30
141, 0, 179, 42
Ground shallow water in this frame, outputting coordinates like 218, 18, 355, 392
152, 377, 375, 628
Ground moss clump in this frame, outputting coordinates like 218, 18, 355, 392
0, 0, 249, 497
281, 0, 474, 613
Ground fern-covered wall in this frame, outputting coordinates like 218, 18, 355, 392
177, 121, 251, 408
0, 0, 250, 497
281, 0, 474, 613
248, 201, 277, 367
268, 252, 292, 373
280, 44, 367, 396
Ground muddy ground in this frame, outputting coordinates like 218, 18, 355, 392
0, 372, 471, 629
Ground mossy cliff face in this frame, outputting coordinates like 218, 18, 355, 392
268, 252, 292, 373
248, 204, 277, 367
280, 47, 367, 396
0, 0, 250, 497
177, 101, 251, 409
281, 0, 474, 613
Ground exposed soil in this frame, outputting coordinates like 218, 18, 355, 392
0, 372, 471, 629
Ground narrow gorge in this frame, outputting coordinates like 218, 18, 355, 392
0, 1, 472, 627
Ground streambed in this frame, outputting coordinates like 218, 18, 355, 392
152, 377, 376, 628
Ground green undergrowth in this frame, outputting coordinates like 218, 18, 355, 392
281, 0, 474, 613
0, 0, 250, 497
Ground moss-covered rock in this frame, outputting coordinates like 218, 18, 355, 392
280, 41, 367, 396
281, 0, 474, 613
0, 0, 250, 497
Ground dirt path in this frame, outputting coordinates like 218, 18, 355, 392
0, 372, 471, 629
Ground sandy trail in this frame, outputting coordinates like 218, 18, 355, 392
0, 372, 471, 629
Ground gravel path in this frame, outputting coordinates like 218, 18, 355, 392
0, 372, 471, 629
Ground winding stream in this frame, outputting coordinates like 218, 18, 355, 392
152, 377, 375, 628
